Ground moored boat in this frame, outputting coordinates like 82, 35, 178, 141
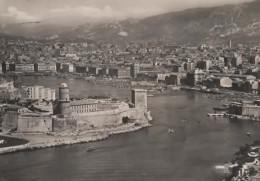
86, 146, 96, 152
207, 113, 225, 117
168, 129, 175, 133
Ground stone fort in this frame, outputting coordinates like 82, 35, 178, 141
1, 83, 151, 133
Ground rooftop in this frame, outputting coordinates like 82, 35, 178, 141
70, 99, 98, 106
132, 89, 147, 92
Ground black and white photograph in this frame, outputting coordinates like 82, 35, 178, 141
0, 0, 260, 180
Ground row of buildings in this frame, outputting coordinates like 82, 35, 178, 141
0, 62, 133, 79
0, 79, 55, 101
22, 85, 56, 101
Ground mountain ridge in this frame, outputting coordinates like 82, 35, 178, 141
2, 0, 260, 45
62, 0, 260, 44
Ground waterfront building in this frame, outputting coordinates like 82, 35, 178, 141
75, 65, 87, 74
24, 85, 55, 101
35, 63, 57, 72
130, 63, 140, 79
118, 68, 131, 79
15, 64, 35, 73
211, 73, 256, 81
157, 73, 181, 86
88, 66, 98, 75
61, 63, 74, 73
108, 68, 119, 78
186, 69, 205, 86
194, 69, 205, 85
228, 101, 260, 118
228, 102, 243, 115
242, 104, 260, 117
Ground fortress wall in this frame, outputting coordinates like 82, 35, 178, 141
52, 117, 77, 132
2, 112, 18, 129
75, 107, 147, 130
17, 116, 52, 133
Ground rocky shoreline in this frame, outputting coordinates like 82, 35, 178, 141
224, 140, 260, 181
0, 122, 152, 155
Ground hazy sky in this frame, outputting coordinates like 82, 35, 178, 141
0, 0, 253, 25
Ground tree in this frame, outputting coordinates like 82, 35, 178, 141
122, 116, 130, 124
248, 167, 257, 176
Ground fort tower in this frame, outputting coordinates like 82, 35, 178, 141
131, 89, 147, 108
58, 83, 70, 116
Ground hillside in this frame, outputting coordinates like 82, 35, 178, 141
62, 0, 260, 44
2, 0, 260, 44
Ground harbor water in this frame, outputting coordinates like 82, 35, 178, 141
0, 76, 260, 181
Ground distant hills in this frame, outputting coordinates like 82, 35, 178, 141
2, 0, 260, 45
0, 22, 72, 39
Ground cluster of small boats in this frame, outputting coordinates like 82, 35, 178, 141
207, 113, 225, 117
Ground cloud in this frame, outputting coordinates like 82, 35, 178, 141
126, 6, 164, 18
50, 5, 121, 19
3, 6, 37, 22
0, 0, 253, 25
50, 5, 164, 20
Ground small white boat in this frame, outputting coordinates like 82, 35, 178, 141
86, 146, 96, 152
172, 86, 180, 90
147, 94, 154, 97
168, 129, 175, 133
181, 120, 187, 123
